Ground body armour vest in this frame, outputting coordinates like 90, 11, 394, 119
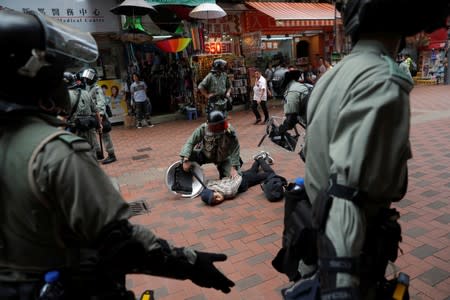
0, 116, 81, 281
201, 124, 237, 163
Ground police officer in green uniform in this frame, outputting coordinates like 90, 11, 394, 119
198, 59, 232, 116
299, 1, 450, 299
64, 72, 102, 152
81, 68, 117, 164
0, 9, 234, 299
278, 69, 310, 134
180, 110, 241, 179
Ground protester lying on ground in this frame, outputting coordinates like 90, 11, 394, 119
200, 151, 286, 205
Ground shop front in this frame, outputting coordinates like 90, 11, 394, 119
242, 2, 343, 69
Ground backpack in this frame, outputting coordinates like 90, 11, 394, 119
261, 174, 288, 202
409, 61, 417, 77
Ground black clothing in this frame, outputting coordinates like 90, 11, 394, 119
251, 100, 269, 123
239, 158, 275, 193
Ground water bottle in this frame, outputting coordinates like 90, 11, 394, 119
39, 270, 64, 300
292, 177, 305, 191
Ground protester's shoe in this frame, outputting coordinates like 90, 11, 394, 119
102, 153, 117, 165
96, 152, 105, 160
265, 152, 274, 165
253, 119, 261, 125
253, 151, 267, 161
136, 122, 143, 129
147, 121, 155, 128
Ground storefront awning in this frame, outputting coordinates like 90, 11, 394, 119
245, 2, 340, 27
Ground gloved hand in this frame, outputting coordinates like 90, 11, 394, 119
190, 251, 235, 293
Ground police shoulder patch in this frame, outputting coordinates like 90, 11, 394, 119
57, 134, 91, 152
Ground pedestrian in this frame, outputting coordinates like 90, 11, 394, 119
285, 1, 449, 299
265, 63, 275, 98
179, 110, 242, 179
0, 9, 234, 299
81, 68, 117, 164
198, 59, 232, 116
399, 54, 413, 81
200, 151, 275, 206
130, 73, 152, 128
251, 70, 269, 124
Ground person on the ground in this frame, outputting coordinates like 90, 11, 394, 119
81, 67, 117, 164
0, 9, 234, 299
130, 72, 153, 128
296, 1, 449, 299
200, 151, 275, 205
198, 59, 232, 116
251, 70, 269, 124
180, 110, 241, 179
64, 72, 102, 153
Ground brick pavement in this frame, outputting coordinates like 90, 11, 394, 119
101, 85, 450, 300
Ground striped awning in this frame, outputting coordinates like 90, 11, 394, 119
246, 2, 340, 27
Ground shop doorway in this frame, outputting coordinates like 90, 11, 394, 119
296, 40, 310, 58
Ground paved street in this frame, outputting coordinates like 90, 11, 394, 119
101, 85, 450, 300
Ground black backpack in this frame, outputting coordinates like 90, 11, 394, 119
261, 174, 288, 202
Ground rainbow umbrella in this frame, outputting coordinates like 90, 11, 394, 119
155, 38, 191, 53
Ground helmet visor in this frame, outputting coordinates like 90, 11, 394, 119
34, 12, 98, 63
81, 69, 96, 80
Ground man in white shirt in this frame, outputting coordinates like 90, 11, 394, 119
252, 70, 269, 124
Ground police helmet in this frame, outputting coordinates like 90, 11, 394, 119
207, 110, 228, 133
80, 68, 98, 86
336, 0, 449, 42
0, 9, 98, 112
211, 59, 227, 73
63, 72, 77, 89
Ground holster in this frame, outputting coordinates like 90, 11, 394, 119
272, 187, 316, 281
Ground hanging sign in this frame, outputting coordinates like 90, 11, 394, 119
1, 0, 120, 33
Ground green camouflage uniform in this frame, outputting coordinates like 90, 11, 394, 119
180, 123, 241, 178
304, 40, 413, 296
68, 88, 98, 151
0, 114, 196, 288
198, 72, 231, 114
88, 84, 115, 156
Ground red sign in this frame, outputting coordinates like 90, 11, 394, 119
204, 41, 232, 54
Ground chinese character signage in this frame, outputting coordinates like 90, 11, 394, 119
2, 0, 120, 33
148, 0, 215, 6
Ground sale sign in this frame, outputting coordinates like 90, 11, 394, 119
204, 41, 232, 54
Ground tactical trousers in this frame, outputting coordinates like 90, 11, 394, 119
188, 149, 240, 179
93, 131, 115, 155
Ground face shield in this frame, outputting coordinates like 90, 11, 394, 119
18, 11, 98, 78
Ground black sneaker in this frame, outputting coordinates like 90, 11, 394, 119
96, 152, 104, 160
102, 154, 117, 164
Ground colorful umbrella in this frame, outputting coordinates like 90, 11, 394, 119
155, 38, 191, 53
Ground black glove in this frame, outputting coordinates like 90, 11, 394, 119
190, 251, 235, 293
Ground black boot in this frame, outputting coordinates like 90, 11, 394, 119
96, 152, 105, 160
102, 153, 117, 164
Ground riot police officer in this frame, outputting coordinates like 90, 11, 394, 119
63, 72, 102, 152
80, 67, 117, 164
298, 1, 450, 299
0, 9, 234, 299
180, 110, 241, 179
198, 59, 232, 116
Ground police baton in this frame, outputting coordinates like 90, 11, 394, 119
98, 131, 104, 155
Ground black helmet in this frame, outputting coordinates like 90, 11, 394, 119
63, 72, 77, 89
0, 9, 98, 113
80, 68, 98, 86
207, 110, 228, 133
211, 59, 227, 73
336, 0, 450, 42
